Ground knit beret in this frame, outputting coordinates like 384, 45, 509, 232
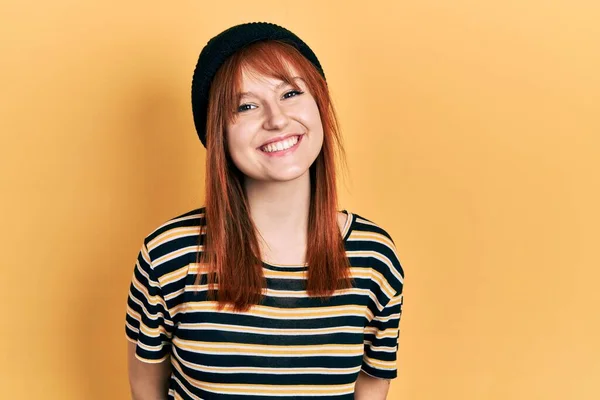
191, 21, 327, 148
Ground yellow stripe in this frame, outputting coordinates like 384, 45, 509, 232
126, 304, 141, 321
171, 301, 367, 319
263, 269, 306, 279
139, 320, 171, 339
389, 293, 403, 306
365, 326, 399, 340
153, 246, 199, 268
347, 250, 403, 286
159, 264, 191, 287
172, 390, 185, 400
173, 337, 363, 357
362, 354, 396, 370
350, 230, 396, 251
148, 226, 204, 250
176, 322, 364, 336
372, 311, 402, 323
134, 352, 169, 364
165, 283, 377, 307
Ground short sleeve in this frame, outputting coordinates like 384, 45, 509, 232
362, 290, 403, 379
125, 241, 174, 363
361, 239, 404, 380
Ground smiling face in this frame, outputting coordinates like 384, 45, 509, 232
224, 65, 324, 184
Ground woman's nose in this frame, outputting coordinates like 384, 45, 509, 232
262, 100, 290, 130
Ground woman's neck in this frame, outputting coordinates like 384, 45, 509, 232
244, 171, 311, 263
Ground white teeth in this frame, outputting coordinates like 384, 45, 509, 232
261, 135, 300, 153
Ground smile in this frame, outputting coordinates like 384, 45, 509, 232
259, 134, 304, 157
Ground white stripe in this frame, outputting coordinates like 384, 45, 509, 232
177, 322, 364, 336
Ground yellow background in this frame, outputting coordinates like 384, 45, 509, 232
1, 1, 598, 399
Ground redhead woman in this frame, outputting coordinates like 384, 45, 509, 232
125, 21, 404, 400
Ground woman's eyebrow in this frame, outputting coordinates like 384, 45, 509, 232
239, 76, 304, 99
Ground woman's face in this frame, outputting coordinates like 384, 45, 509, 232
225, 66, 324, 183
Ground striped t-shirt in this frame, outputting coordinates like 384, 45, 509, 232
125, 207, 404, 399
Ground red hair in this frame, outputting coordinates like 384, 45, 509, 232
195, 39, 352, 311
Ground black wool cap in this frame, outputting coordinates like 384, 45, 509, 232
191, 21, 327, 148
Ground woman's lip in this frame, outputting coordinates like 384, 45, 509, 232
259, 134, 303, 157
258, 134, 303, 149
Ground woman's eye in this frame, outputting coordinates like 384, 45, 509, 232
283, 90, 303, 99
237, 90, 304, 113
237, 104, 255, 113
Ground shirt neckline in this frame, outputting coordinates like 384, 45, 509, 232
262, 209, 354, 269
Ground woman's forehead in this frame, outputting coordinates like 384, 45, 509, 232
238, 68, 304, 96
241, 64, 298, 80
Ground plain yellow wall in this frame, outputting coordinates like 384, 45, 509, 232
1, 1, 598, 399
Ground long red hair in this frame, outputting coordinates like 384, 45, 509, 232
195, 39, 352, 311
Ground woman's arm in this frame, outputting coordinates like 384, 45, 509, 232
354, 371, 391, 400
127, 341, 171, 400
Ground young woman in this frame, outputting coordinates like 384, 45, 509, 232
125, 21, 404, 400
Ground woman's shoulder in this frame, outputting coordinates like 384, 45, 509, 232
345, 209, 405, 286
346, 210, 397, 243
142, 206, 206, 253
129, 207, 205, 283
